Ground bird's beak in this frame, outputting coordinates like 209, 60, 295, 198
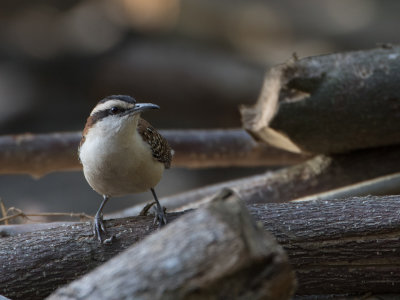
125, 103, 160, 116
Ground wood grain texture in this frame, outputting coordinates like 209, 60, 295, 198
251, 196, 400, 295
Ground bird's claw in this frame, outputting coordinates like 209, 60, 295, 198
152, 206, 167, 228
93, 213, 107, 242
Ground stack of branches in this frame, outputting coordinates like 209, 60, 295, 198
1, 45, 400, 300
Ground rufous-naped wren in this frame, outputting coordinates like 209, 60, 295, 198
79, 95, 172, 242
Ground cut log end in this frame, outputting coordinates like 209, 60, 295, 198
241, 46, 400, 154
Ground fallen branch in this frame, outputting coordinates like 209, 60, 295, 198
112, 145, 400, 216
0, 130, 307, 177
47, 190, 295, 300
1, 195, 400, 298
292, 172, 400, 202
241, 45, 400, 154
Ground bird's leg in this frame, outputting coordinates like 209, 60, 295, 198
150, 188, 167, 227
93, 195, 109, 242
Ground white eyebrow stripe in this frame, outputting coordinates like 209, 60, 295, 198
90, 100, 134, 115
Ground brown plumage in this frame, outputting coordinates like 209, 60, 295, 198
137, 118, 172, 169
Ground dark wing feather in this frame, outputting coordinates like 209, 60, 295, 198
137, 118, 172, 169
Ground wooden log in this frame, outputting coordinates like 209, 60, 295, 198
0, 130, 307, 177
47, 190, 295, 300
1, 195, 400, 298
241, 45, 400, 154
112, 145, 400, 217
0, 213, 184, 300
250, 195, 400, 296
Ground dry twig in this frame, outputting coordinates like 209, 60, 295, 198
0, 206, 92, 224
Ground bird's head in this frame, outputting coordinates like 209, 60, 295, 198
81, 95, 159, 144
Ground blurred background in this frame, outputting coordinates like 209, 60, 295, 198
0, 0, 398, 218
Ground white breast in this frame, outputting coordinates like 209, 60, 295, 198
79, 118, 164, 197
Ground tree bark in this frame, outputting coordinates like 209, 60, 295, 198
112, 145, 400, 217
250, 195, 400, 296
0, 130, 307, 177
47, 190, 295, 300
1, 195, 400, 298
241, 45, 400, 154
0, 213, 184, 300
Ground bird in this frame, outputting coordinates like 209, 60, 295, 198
78, 95, 172, 242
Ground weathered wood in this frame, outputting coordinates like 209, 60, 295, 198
0, 130, 307, 177
0, 213, 183, 300
2, 195, 400, 298
113, 146, 400, 217
241, 46, 400, 154
251, 195, 400, 295
47, 190, 295, 300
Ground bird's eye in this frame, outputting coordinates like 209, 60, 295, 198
110, 107, 120, 114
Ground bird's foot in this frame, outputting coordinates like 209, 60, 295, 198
93, 213, 107, 242
153, 206, 167, 228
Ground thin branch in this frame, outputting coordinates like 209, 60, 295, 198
0, 206, 92, 224
0, 200, 7, 225
292, 172, 400, 202
0, 129, 308, 177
